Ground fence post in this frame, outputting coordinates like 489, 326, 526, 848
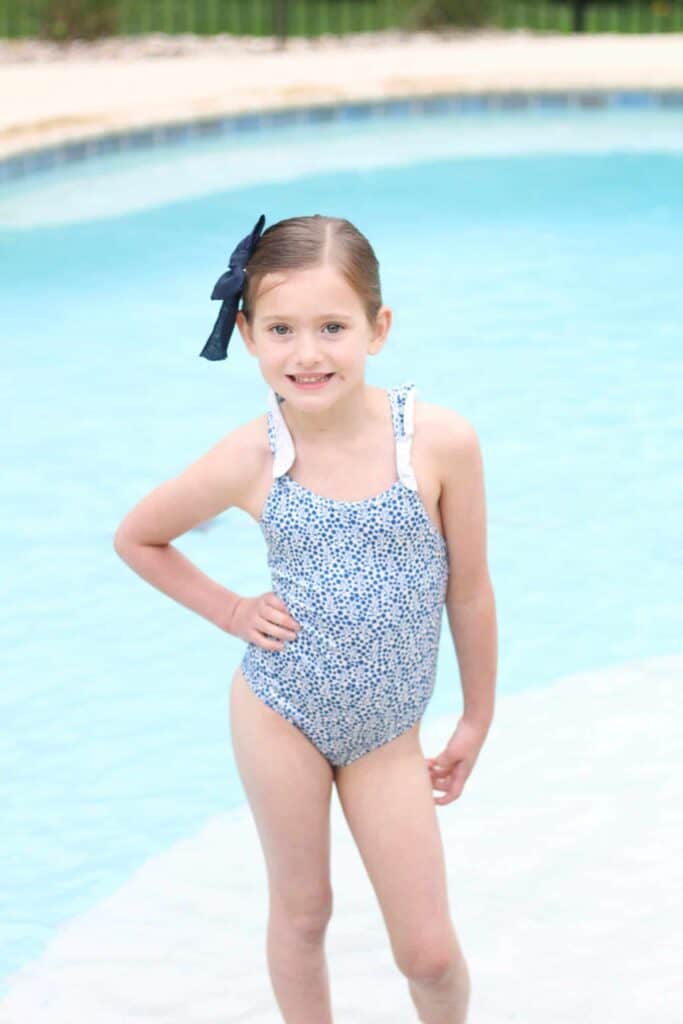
572, 0, 588, 30
273, 0, 288, 48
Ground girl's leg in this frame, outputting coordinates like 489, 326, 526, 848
334, 722, 471, 1024
229, 667, 336, 1024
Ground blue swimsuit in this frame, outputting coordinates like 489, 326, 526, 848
240, 381, 449, 767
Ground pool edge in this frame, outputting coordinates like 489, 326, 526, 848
2, 87, 683, 184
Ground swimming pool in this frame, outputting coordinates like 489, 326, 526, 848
2, 97, 682, 1000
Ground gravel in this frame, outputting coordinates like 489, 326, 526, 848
0, 27, 520, 63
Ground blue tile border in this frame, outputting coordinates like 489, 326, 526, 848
1, 88, 682, 184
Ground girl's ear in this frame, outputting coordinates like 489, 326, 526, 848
235, 311, 256, 355
369, 305, 392, 354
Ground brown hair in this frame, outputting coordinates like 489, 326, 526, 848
241, 214, 382, 327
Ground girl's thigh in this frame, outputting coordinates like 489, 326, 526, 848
229, 666, 335, 915
334, 722, 458, 967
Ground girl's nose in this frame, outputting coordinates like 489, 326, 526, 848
293, 334, 324, 363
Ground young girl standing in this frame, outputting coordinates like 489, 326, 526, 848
114, 213, 498, 1023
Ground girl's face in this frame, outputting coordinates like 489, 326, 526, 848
236, 263, 391, 399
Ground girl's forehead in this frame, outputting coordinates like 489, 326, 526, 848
258, 264, 347, 289
253, 266, 362, 314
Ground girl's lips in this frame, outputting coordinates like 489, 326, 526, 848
286, 373, 335, 390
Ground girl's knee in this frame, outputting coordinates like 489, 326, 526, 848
394, 934, 467, 986
277, 907, 333, 944
271, 889, 334, 943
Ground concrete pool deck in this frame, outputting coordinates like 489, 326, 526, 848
1, 29, 683, 160
2, 654, 681, 1021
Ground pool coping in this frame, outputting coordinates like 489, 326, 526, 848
2, 86, 683, 183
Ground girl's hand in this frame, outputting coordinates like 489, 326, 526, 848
425, 716, 491, 806
229, 591, 301, 651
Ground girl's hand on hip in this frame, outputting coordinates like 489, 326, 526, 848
426, 716, 490, 806
229, 591, 301, 651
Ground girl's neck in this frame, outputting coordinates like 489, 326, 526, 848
279, 382, 383, 447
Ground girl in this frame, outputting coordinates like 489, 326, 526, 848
114, 213, 498, 1024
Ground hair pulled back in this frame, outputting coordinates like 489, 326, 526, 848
241, 214, 382, 327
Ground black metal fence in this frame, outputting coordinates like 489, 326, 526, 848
1, 0, 682, 39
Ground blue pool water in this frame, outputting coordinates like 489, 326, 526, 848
1, 103, 682, 992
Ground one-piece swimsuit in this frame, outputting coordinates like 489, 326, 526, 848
240, 380, 449, 767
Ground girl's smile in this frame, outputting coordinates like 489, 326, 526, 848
286, 372, 336, 390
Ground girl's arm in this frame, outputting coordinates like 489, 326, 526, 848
440, 412, 498, 732
426, 408, 498, 804
113, 418, 266, 635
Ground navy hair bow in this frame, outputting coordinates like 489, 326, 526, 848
199, 213, 266, 361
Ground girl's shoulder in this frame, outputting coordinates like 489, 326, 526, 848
413, 397, 484, 501
173, 412, 271, 522
211, 411, 271, 480
414, 395, 479, 459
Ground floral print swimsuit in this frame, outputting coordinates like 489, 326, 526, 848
240, 381, 449, 767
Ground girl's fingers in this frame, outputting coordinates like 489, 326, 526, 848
265, 594, 299, 629
258, 631, 284, 649
269, 607, 300, 635
258, 616, 295, 641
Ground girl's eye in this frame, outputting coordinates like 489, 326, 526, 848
268, 323, 345, 337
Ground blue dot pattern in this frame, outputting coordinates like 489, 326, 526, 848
240, 382, 449, 767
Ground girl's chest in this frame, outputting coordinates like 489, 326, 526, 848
284, 426, 444, 537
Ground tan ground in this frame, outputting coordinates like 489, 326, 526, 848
1, 29, 683, 159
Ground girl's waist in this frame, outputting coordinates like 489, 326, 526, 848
247, 599, 445, 666
268, 569, 448, 620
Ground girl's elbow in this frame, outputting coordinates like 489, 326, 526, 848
113, 521, 138, 556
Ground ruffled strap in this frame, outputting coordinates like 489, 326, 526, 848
394, 383, 418, 491
266, 388, 296, 478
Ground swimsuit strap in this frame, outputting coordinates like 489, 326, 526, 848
265, 382, 417, 488
390, 382, 418, 491
266, 388, 296, 478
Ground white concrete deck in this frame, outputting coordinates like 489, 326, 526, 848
2, 654, 681, 1022
1, 30, 683, 158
